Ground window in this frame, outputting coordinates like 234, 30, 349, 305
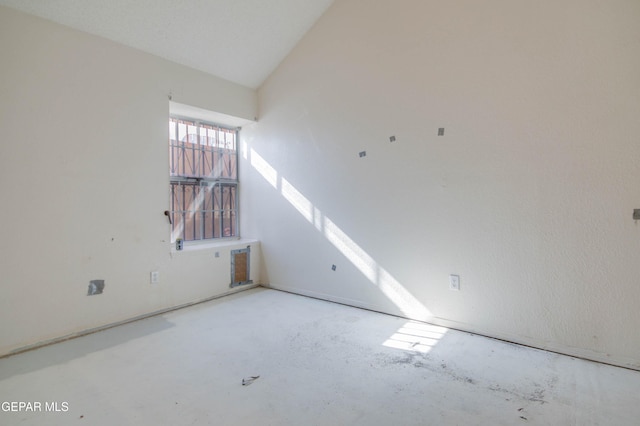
169, 117, 238, 242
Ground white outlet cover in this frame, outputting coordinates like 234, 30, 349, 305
150, 271, 159, 284
449, 274, 460, 291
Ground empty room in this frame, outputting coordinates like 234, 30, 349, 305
1, 0, 639, 425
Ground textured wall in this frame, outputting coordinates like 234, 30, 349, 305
241, 0, 640, 369
0, 6, 260, 356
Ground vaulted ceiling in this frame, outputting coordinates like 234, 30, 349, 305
0, 0, 335, 89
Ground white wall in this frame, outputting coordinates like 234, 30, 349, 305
0, 6, 261, 356
241, 0, 640, 369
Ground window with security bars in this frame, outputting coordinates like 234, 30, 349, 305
169, 117, 238, 242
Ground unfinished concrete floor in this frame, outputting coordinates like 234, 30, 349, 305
1, 287, 639, 425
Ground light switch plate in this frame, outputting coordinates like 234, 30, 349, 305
449, 274, 460, 291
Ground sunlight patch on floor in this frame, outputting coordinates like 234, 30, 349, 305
383, 321, 448, 354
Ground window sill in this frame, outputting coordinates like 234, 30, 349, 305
171, 238, 258, 254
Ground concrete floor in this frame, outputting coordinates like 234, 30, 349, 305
1, 288, 639, 425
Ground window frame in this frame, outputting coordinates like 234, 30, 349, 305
168, 115, 240, 243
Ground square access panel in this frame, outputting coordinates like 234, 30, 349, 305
230, 246, 253, 288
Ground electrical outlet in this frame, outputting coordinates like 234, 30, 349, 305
150, 271, 159, 284
449, 274, 460, 291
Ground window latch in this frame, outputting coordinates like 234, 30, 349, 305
164, 210, 172, 225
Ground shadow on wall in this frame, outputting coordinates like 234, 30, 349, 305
245, 141, 433, 322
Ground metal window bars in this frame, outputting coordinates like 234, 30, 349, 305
169, 118, 237, 180
169, 117, 238, 242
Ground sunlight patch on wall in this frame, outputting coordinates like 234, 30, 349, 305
378, 268, 430, 319
282, 178, 315, 225
241, 140, 248, 160
248, 147, 432, 320
323, 216, 377, 283
250, 148, 278, 188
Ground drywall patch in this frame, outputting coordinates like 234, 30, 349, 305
87, 280, 105, 296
